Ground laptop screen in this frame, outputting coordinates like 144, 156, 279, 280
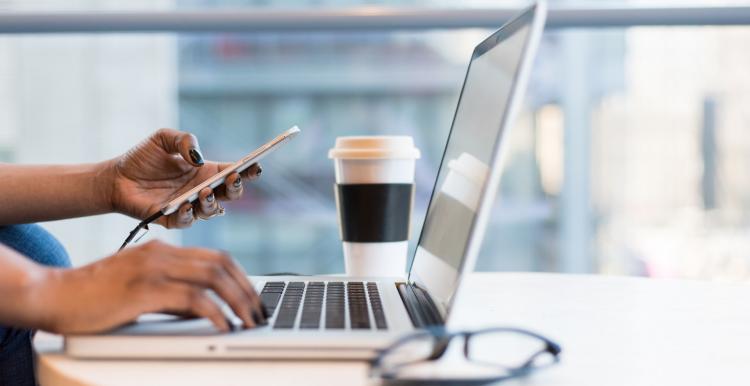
408, 5, 540, 316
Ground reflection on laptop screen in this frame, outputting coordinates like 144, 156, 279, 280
408, 9, 535, 314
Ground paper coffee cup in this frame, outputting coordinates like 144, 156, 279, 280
329, 136, 420, 277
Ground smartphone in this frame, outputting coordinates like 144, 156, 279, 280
160, 126, 301, 216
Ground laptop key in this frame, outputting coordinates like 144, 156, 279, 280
325, 282, 345, 329
347, 282, 370, 329
260, 282, 286, 315
273, 282, 305, 329
260, 293, 282, 315
300, 282, 324, 329
367, 282, 387, 329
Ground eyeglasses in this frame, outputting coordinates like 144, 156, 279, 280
369, 326, 561, 385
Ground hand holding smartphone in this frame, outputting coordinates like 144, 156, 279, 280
161, 125, 300, 215
119, 126, 301, 250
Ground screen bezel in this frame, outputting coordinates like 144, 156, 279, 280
407, 1, 547, 319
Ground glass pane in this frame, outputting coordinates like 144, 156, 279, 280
2, 13, 750, 281
178, 30, 474, 274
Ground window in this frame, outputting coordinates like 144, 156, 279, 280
1, 1, 749, 281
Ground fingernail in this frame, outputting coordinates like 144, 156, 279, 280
233, 176, 242, 188
252, 310, 267, 326
225, 317, 236, 332
255, 166, 262, 176
206, 193, 214, 203
189, 148, 204, 166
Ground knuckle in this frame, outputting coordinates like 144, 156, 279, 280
144, 239, 164, 250
208, 264, 225, 281
186, 288, 204, 308
139, 256, 161, 273
179, 210, 196, 224
216, 250, 232, 264
226, 291, 246, 309
174, 215, 192, 229
155, 127, 172, 137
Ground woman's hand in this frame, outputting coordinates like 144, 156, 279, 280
30, 240, 266, 334
107, 128, 262, 228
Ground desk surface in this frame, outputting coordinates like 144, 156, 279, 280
35, 272, 750, 386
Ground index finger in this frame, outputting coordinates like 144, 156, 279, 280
161, 247, 260, 328
213, 251, 267, 321
168, 245, 266, 324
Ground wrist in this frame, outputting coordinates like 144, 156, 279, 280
29, 266, 96, 334
94, 159, 118, 214
19, 265, 65, 333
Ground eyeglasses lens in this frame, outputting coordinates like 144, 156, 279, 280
467, 331, 552, 369
380, 333, 436, 373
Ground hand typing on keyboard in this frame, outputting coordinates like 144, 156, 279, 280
19, 240, 267, 334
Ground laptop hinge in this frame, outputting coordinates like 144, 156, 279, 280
396, 282, 444, 328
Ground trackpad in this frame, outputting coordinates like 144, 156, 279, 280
108, 314, 228, 336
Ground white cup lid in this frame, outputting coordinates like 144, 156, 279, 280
328, 136, 421, 160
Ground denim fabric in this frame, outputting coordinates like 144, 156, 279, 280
0, 224, 70, 386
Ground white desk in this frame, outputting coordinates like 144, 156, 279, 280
35, 272, 750, 386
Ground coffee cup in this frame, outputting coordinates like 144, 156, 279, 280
328, 136, 421, 277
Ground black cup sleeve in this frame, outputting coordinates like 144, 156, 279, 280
335, 183, 413, 243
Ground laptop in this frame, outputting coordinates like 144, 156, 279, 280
65, 1, 547, 359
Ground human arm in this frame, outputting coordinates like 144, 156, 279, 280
0, 128, 261, 227
0, 240, 266, 334
0, 162, 113, 225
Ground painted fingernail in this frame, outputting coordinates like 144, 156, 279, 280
252, 310, 267, 326
188, 148, 204, 166
233, 176, 242, 188
206, 193, 214, 203
255, 165, 262, 176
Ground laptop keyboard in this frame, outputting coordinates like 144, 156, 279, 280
260, 281, 388, 330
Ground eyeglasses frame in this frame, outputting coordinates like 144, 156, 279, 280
369, 326, 562, 385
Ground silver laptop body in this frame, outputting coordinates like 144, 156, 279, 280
65, 1, 547, 359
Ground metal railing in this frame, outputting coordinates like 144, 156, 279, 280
0, 5, 749, 34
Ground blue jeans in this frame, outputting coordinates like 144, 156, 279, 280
0, 224, 70, 386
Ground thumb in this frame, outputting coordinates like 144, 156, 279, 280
154, 128, 205, 167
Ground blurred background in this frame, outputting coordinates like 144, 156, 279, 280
1, 0, 750, 280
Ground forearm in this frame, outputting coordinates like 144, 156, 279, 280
0, 161, 115, 224
0, 244, 58, 331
